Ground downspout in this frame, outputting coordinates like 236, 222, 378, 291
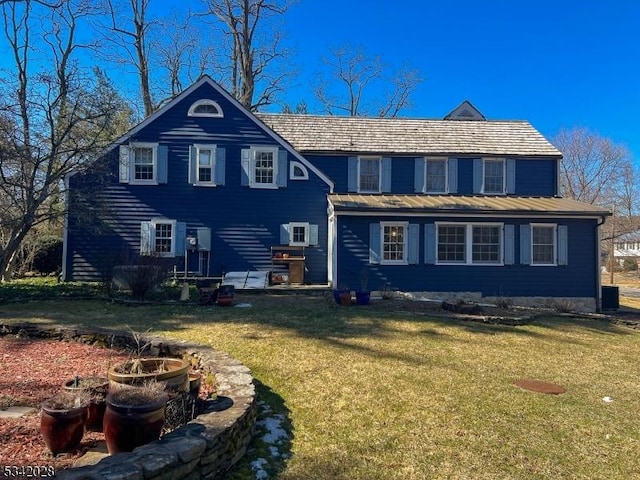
327, 198, 336, 288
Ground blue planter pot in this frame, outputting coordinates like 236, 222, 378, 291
355, 291, 371, 305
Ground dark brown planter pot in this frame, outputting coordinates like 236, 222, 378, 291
103, 393, 168, 454
40, 403, 87, 455
189, 371, 202, 397
63, 376, 109, 431
339, 292, 352, 306
108, 358, 190, 393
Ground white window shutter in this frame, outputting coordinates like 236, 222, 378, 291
414, 158, 425, 193
157, 145, 168, 183
369, 223, 381, 264
140, 221, 152, 255
119, 145, 130, 183
280, 224, 290, 245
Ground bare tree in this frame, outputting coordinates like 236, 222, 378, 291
0, 0, 131, 281
554, 127, 634, 208
199, 0, 292, 111
154, 12, 216, 97
98, 0, 155, 117
315, 46, 422, 117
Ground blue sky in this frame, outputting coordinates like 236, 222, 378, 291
1, 1, 638, 161
273, 0, 640, 161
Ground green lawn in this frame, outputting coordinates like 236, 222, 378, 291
1, 293, 639, 479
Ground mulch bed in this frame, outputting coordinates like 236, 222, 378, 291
0, 337, 130, 470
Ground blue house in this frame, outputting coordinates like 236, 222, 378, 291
63, 78, 610, 311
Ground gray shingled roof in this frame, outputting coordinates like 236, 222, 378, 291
329, 194, 610, 217
257, 114, 562, 158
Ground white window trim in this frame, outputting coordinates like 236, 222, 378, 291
289, 222, 310, 246
482, 158, 506, 195
194, 143, 217, 186
381, 221, 409, 265
151, 219, 177, 257
131, 142, 158, 185
289, 161, 309, 180
250, 146, 279, 189
425, 157, 448, 194
435, 222, 504, 266
531, 223, 557, 266
358, 156, 382, 193
187, 99, 223, 118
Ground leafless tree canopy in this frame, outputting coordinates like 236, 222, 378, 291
0, 0, 132, 281
554, 127, 638, 242
315, 46, 422, 117
199, 0, 292, 111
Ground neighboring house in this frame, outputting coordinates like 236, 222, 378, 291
613, 232, 640, 266
63, 76, 610, 311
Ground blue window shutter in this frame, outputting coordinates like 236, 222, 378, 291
520, 224, 531, 265
189, 146, 197, 184
215, 147, 226, 186
558, 225, 568, 265
348, 157, 358, 192
424, 224, 436, 264
369, 223, 381, 264
381, 157, 392, 192
128, 147, 136, 181
448, 159, 458, 193
407, 224, 419, 264
277, 149, 288, 187
175, 222, 186, 255
280, 224, 290, 245
473, 159, 483, 193
414, 158, 425, 193
119, 145, 130, 183
309, 224, 319, 246
140, 221, 151, 255
506, 159, 516, 194
504, 224, 515, 265
241, 149, 251, 186
157, 145, 168, 183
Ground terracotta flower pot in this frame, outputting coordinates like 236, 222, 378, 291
63, 376, 109, 431
41, 401, 88, 455
103, 391, 168, 454
339, 291, 352, 306
188, 371, 202, 397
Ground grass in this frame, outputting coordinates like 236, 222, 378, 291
2, 287, 640, 479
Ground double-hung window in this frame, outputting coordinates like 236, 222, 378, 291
132, 143, 157, 183
382, 222, 407, 264
280, 222, 319, 246
141, 219, 185, 257
248, 147, 278, 188
195, 145, 215, 185
483, 159, 505, 194
532, 224, 556, 265
436, 223, 503, 265
426, 158, 447, 193
154, 221, 174, 254
359, 157, 381, 193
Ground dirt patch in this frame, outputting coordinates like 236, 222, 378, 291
514, 379, 567, 395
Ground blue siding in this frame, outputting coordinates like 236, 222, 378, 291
335, 216, 599, 298
66, 82, 330, 284
515, 159, 557, 196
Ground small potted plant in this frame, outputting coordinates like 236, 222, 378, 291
333, 285, 351, 305
355, 267, 371, 305
41, 390, 90, 455
103, 382, 169, 454
63, 375, 109, 431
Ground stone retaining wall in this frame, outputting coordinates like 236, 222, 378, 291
0, 323, 257, 480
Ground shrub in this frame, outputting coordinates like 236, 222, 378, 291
623, 257, 638, 271
32, 237, 63, 275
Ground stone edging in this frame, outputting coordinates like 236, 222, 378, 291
0, 323, 257, 480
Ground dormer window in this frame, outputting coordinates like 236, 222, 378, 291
188, 99, 223, 118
